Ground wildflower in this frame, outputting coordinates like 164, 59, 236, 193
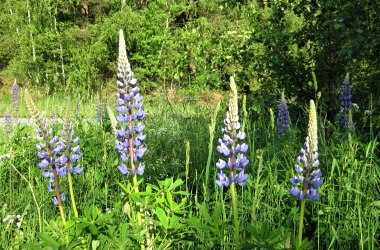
2, 214, 23, 229
289, 100, 322, 201
4, 109, 12, 136
277, 91, 290, 137
25, 91, 66, 204
12, 80, 19, 121
216, 76, 249, 187
60, 117, 83, 175
53, 193, 66, 206
339, 73, 354, 130
115, 29, 146, 176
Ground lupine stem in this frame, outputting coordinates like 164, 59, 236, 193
297, 199, 306, 248
52, 168, 66, 224
230, 182, 240, 248
67, 172, 78, 217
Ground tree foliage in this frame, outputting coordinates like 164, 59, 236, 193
0, 0, 379, 125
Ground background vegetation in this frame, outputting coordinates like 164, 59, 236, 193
1, 0, 380, 127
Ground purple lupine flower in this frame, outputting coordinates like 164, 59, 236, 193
53, 193, 66, 206
289, 100, 322, 201
4, 109, 12, 137
24, 90, 66, 206
115, 29, 146, 176
12, 80, 19, 122
59, 117, 83, 175
277, 91, 290, 137
216, 76, 249, 187
339, 73, 354, 130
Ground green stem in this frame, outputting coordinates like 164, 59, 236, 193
297, 199, 306, 248
67, 172, 78, 217
133, 174, 145, 250
133, 174, 142, 225
230, 182, 240, 248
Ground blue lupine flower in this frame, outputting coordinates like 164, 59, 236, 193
277, 91, 290, 137
60, 119, 83, 175
216, 173, 230, 187
53, 193, 66, 206
115, 29, 146, 176
339, 73, 354, 130
24, 90, 67, 206
12, 81, 19, 121
216, 76, 249, 187
4, 109, 12, 137
289, 100, 323, 201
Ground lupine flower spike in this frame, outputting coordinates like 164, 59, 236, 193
277, 90, 290, 137
4, 109, 12, 137
289, 100, 322, 248
12, 80, 19, 123
216, 76, 249, 187
289, 100, 322, 200
339, 73, 354, 130
60, 111, 82, 217
24, 90, 66, 224
216, 76, 249, 247
115, 29, 146, 176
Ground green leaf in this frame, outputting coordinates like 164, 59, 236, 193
36, 232, 60, 249
173, 191, 189, 195
155, 207, 168, 230
64, 219, 76, 230
166, 191, 174, 209
187, 217, 216, 233
130, 193, 143, 203
169, 214, 181, 228
197, 204, 213, 224
117, 181, 131, 195
131, 178, 144, 191
89, 224, 99, 235
168, 179, 184, 191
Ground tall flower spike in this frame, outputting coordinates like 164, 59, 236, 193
339, 73, 353, 130
115, 29, 146, 176
25, 90, 67, 209
4, 109, 12, 137
60, 112, 83, 175
289, 100, 322, 201
12, 80, 19, 123
216, 76, 249, 187
277, 90, 290, 138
